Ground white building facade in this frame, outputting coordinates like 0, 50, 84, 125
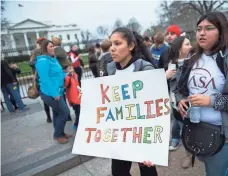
1, 19, 82, 55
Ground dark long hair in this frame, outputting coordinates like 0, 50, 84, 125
190, 11, 228, 67
88, 45, 95, 55
111, 27, 155, 66
40, 40, 54, 55
168, 36, 187, 64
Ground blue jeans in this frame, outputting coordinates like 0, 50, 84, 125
40, 92, 69, 138
1, 83, 24, 112
200, 143, 228, 176
10, 85, 21, 108
171, 118, 183, 143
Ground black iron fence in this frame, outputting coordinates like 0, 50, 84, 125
14, 66, 94, 99
1, 39, 103, 111
1, 65, 94, 111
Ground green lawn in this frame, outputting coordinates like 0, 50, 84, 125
15, 54, 89, 74
81, 54, 88, 66
17, 61, 33, 74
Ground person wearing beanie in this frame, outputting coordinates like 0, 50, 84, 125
166, 25, 181, 44
158, 24, 181, 69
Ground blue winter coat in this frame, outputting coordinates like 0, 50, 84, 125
35, 55, 65, 98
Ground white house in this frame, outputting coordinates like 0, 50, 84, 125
1, 19, 82, 56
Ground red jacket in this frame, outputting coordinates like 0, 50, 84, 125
69, 51, 81, 68
64, 73, 81, 105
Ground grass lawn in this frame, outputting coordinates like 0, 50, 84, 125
15, 54, 89, 74
81, 54, 88, 66
17, 61, 33, 74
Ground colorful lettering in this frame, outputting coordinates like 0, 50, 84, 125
106, 109, 115, 122
143, 127, 153, 144
96, 107, 107, 124
155, 99, 163, 117
112, 86, 120, 102
133, 127, 142, 143
121, 84, 130, 100
144, 101, 156, 118
100, 84, 110, 104
111, 129, 119, 142
125, 104, 136, 120
85, 128, 96, 143
94, 130, 101, 142
132, 80, 143, 98
121, 128, 132, 142
103, 129, 111, 142
164, 98, 171, 115
115, 106, 123, 120
136, 104, 145, 119
154, 126, 163, 143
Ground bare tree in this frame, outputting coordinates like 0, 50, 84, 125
113, 19, 124, 30
159, 0, 174, 25
80, 31, 86, 44
184, 0, 228, 15
1, 0, 12, 48
1, 0, 9, 29
126, 17, 141, 33
85, 30, 91, 44
1, 0, 5, 15
143, 28, 153, 37
156, 0, 227, 34
97, 25, 109, 38
74, 34, 80, 47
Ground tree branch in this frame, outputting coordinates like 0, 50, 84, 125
203, 1, 209, 13
197, 1, 205, 14
185, 2, 203, 15
209, 1, 217, 11
214, 1, 228, 11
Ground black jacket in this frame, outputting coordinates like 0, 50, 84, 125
1, 61, 17, 86
99, 52, 113, 76
158, 47, 170, 70
175, 50, 228, 139
88, 53, 99, 68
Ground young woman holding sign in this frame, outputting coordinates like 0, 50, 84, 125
107, 27, 157, 176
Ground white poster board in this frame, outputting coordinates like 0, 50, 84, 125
72, 69, 171, 166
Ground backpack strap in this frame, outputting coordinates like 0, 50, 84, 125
134, 59, 154, 71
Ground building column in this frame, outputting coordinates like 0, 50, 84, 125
10, 34, 16, 48
36, 32, 40, 39
23, 32, 30, 55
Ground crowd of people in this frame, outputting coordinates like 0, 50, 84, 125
1, 11, 228, 176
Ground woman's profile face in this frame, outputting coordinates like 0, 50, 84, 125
72, 45, 77, 51
47, 42, 54, 56
180, 38, 192, 58
196, 19, 219, 52
110, 32, 133, 63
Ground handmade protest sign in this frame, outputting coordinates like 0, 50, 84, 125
72, 69, 171, 166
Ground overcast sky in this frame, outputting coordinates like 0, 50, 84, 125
4, 0, 161, 36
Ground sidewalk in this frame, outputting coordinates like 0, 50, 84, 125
1, 98, 91, 176
1, 98, 206, 176
57, 146, 205, 176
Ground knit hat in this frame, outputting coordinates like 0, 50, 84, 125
167, 25, 181, 37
